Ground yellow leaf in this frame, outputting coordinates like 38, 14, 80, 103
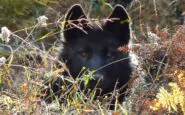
151, 82, 185, 114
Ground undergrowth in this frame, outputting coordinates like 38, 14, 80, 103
0, 0, 185, 114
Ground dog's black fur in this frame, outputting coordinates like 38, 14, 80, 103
50, 4, 133, 109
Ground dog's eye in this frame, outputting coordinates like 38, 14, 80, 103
78, 50, 87, 57
78, 48, 90, 59
107, 52, 117, 59
102, 47, 117, 60
80, 52, 88, 58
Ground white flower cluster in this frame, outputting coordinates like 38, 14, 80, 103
0, 57, 6, 66
37, 15, 48, 27
147, 31, 160, 45
0, 27, 11, 43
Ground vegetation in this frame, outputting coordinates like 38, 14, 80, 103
0, 0, 185, 114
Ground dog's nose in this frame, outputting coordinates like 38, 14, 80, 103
89, 55, 104, 70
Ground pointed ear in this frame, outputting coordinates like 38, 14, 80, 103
104, 5, 131, 45
63, 4, 87, 41
65, 4, 87, 21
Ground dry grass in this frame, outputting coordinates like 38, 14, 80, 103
0, 0, 185, 114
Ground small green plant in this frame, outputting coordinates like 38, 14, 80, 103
82, 69, 96, 86
76, 67, 95, 87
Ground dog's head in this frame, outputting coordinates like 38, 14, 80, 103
60, 4, 132, 93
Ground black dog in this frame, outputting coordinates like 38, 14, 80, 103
51, 4, 133, 108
